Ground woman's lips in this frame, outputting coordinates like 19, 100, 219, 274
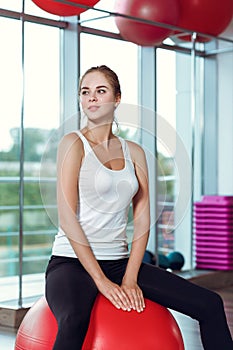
88, 105, 100, 112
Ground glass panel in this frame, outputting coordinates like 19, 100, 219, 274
0, 0, 22, 11
25, 0, 59, 20
21, 22, 60, 303
156, 49, 177, 255
161, 42, 203, 269
0, 18, 22, 155
0, 17, 21, 305
80, 0, 118, 33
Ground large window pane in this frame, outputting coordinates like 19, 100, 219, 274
156, 49, 177, 254
157, 47, 203, 269
0, 0, 22, 12
22, 22, 60, 296
80, 0, 118, 33
0, 17, 60, 306
0, 18, 22, 304
25, 0, 59, 20
0, 18, 22, 155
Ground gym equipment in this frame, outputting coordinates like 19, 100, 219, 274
114, 0, 180, 46
32, 0, 100, 17
15, 297, 56, 350
167, 251, 185, 271
194, 196, 233, 270
177, 0, 233, 42
15, 295, 185, 350
143, 250, 154, 264
158, 253, 170, 269
143, 251, 185, 270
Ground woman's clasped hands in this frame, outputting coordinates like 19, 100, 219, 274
95, 276, 145, 313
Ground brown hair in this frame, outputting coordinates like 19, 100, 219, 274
78, 65, 121, 98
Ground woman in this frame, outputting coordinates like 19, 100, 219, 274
46, 65, 233, 349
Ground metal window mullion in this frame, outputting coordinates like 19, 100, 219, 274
0, 8, 67, 28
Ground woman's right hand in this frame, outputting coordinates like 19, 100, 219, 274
95, 276, 132, 311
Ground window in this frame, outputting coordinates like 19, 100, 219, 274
0, 0, 22, 12
156, 48, 177, 254
0, 17, 22, 305
80, 0, 118, 33
0, 10, 61, 307
25, 0, 59, 19
22, 22, 60, 299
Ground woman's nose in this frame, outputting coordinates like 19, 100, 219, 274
89, 93, 97, 102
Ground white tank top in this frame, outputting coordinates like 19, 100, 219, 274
52, 131, 139, 260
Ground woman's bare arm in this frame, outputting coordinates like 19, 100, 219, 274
121, 141, 150, 312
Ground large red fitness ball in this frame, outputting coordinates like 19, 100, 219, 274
15, 297, 57, 350
177, 0, 233, 42
83, 294, 184, 349
15, 295, 185, 350
114, 0, 180, 46
32, 0, 100, 17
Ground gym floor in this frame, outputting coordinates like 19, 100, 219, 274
1, 280, 233, 349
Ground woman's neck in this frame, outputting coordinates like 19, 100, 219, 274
83, 124, 114, 146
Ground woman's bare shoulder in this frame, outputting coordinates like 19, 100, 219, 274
60, 131, 81, 143
59, 131, 83, 150
125, 140, 146, 160
57, 131, 84, 162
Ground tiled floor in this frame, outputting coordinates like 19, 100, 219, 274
1, 279, 233, 350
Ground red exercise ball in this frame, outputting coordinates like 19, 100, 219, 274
15, 297, 57, 350
83, 294, 184, 349
114, 0, 180, 46
32, 0, 100, 17
177, 0, 233, 42
15, 295, 185, 350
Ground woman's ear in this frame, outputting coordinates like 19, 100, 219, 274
115, 94, 121, 108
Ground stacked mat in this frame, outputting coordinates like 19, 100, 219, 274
193, 195, 233, 270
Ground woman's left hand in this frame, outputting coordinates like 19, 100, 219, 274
121, 278, 145, 313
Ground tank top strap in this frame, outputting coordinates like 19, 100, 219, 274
75, 130, 92, 153
75, 131, 133, 165
118, 137, 133, 165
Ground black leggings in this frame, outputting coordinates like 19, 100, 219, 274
45, 256, 233, 350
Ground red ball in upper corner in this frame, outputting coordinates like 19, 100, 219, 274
176, 0, 233, 42
114, 0, 180, 46
32, 0, 100, 17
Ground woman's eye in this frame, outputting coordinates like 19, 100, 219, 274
98, 89, 106, 94
81, 90, 89, 95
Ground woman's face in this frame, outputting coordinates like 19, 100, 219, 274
79, 71, 120, 124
